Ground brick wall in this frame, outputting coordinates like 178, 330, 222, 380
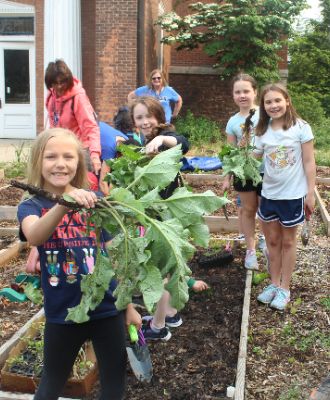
170, 73, 235, 127
93, 0, 138, 124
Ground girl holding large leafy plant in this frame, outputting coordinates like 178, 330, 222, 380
17, 128, 141, 400
221, 74, 265, 271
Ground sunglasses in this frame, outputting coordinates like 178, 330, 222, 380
152, 77, 161, 81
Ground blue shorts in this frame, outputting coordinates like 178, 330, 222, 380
236, 195, 241, 208
257, 197, 305, 227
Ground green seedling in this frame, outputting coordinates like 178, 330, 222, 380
252, 271, 269, 286
320, 297, 330, 310
252, 346, 264, 356
263, 328, 275, 336
278, 384, 301, 400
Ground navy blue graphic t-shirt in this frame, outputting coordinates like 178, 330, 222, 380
18, 195, 118, 324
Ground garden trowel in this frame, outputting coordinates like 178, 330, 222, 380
301, 208, 312, 246
126, 324, 153, 383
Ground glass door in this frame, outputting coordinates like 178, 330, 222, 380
0, 42, 36, 138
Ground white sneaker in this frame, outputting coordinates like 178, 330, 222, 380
244, 249, 258, 270
234, 234, 245, 241
263, 247, 270, 273
257, 235, 266, 251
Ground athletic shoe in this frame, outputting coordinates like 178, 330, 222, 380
234, 233, 245, 241
142, 320, 172, 341
263, 247, 270, 273
270, 288, 290, 311
257, 284, 278, 304
244, 249, 258, 270
257, 234, 266, 251
165, 313, 183, 328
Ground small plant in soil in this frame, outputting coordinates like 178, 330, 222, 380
7, 321, 95, 379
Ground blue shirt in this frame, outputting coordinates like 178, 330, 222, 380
226, 109, 260, 145
134, 86, 180, 123
99, 121, 128, 161
18, 196, 118, 324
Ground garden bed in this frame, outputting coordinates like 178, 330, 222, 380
84, 245, 247, 400
1, 316, 98, 398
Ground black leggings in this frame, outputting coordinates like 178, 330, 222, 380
34, 313, 126, 400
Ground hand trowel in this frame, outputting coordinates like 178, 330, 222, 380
301, 208, 312, 246
126, 324, 153, 382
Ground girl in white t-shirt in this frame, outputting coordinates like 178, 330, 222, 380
222, 73, 265, 270
254, 83, 316, 311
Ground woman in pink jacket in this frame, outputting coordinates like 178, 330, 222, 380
45, 59, 101, 175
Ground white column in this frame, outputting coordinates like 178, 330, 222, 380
44, 0, 82, 79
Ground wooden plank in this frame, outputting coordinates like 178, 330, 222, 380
235, 270, 253, 400
0, 309, 45, 369
0, 240, 26, 268
314, 187, 330, 236
0, 206, 17, 221
0, 392, 74, 400
316, 177, 330, 185
183, 173, 224, 186
204, 216, 238, 233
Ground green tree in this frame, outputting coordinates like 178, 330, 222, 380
289, 0, 330, 116
157, 0, 307, 84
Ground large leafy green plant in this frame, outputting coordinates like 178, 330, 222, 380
219, 109, 261, 186
65, 145, 229, 323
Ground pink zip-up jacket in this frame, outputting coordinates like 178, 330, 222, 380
45, 77, 101, 158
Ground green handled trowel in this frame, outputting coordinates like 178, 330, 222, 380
126, 324, 153, 383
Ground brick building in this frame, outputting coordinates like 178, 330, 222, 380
0, 0, 287, 141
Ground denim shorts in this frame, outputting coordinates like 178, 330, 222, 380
257, 196, 305, 227
236, 195, 241, 207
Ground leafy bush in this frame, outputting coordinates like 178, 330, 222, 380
175, 110, 223, 147
289, 83, 326, 126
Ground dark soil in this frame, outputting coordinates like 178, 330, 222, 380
317, 184, 330, 213
83, 248, 246, 400
0, 249, 41, 348
0, 179, 24, 206
0, 235, 18, 251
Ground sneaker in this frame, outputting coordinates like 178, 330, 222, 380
244, 249, 258, 270
262, 247, 270, 273
270, 288, 290, 311
257, 284, 278, 304
257, 235, 266, 251
234, 233, 245, 241
165, 313, 183, 328
142, 320, 172, 341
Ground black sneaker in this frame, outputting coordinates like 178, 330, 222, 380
165, 313, 183, 328
142, 321, 172, 341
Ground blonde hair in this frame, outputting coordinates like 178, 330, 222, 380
28, 128, 88, 189
147, 69, 168, 89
